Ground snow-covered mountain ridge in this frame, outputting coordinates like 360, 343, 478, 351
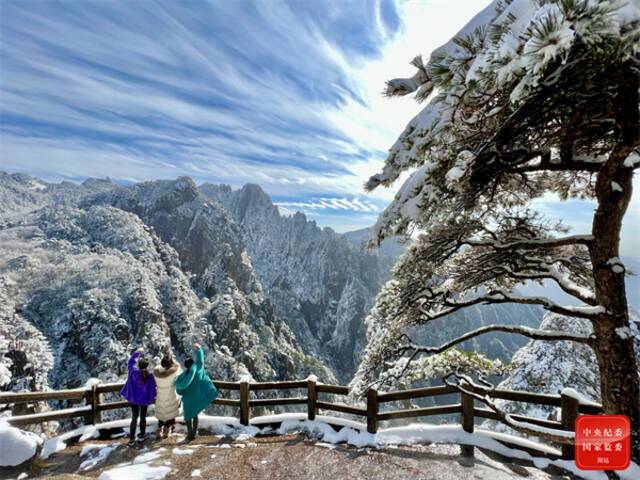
1, 171, 551, 393
0, 173, 333, 392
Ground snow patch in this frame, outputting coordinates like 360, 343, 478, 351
624, 152, 640, 168
315, 442, 336, 449
79, 443, 119, 471
84, 377, 101, 388
191, 469, 202, 477
41, 437, 67, 460
41, 422, 106, 459
0, 422, 42, 466
171, 447, 193, 456
606, 257, 625, 274
79, 443, 104, 457
98, 463, 171, 480
616, 327, 632, 340
133, 448, 166, 464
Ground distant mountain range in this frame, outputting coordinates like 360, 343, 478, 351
9, 171, 636, 393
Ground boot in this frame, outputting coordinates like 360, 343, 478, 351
185, 420, 195, 442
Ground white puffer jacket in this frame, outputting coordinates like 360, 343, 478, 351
153, 362, 181, 421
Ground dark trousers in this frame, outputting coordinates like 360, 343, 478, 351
129, 404, 148, 440
186, 414, 199, 438
158, 418, 176, 429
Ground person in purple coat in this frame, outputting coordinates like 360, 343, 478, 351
120, 346, 157, 446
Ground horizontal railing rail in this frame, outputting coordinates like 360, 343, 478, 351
0, 377, 603, 461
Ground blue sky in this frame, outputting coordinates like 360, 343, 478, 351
0, 0, 638, 258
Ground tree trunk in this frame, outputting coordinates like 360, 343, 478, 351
590, 64, 640, 461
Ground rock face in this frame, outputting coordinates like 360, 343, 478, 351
200, 184, 385, 381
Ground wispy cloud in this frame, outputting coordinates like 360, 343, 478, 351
11, 0, 631, 249
277, 196, 378, 213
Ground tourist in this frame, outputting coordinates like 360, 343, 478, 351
120, 346, 157, 446
153, 352, 181, 439
175, 343, 218, 441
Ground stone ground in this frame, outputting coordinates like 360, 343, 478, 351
3, 431, 574, 480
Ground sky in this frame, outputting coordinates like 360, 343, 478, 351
0, 0, 638, 258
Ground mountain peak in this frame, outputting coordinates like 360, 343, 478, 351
238, 183, 272, 205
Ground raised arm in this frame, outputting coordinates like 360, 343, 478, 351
128, 350, 142, 372
195, 344, 204, 369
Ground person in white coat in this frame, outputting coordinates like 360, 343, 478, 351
153, 353, 181, 439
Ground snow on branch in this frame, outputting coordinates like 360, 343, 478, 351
417, 289, 604, 321
374, 324, 592, 391
464, 234, 593, 250
391, 219, 597, 315
394, 324, 593, 358
365, 0, 640, 243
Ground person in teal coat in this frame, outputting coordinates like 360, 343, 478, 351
175, 343, 218, 441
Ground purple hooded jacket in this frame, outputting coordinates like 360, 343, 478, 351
120, 351, 157, 406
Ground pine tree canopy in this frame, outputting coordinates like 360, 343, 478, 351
367, 0, 640, 243
354, 0, 640, 397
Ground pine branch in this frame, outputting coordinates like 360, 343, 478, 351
392, 324, 592, 359
415, 289, 604, 320
377, 324, 592, 390
464, 234, 593, 249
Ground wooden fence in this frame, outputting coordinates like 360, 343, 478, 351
0, 378, 603, 460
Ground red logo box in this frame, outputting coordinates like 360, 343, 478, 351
575, 415, 630, 470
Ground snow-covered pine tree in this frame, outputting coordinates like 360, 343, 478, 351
359, 0, 640, 458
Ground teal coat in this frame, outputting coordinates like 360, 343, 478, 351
175, 348, 218, 421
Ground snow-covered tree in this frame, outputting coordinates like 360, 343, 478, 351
360, 0, 640, 457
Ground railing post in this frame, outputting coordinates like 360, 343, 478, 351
240, 379, 250, 426
561, 391, 579, 460
307, 376, 317, 421
367, 387, 378, 434
460, 384, 475, 458
90, 384, 101, 425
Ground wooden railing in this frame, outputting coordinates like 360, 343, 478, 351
0, 378, 603, 460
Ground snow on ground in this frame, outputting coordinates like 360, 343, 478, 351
96, 444, 170, 479
79, 443, 119, 471
315, 442, 336, 449
97, 463, 171, 480
80, 443, 104, 457
41, 424, 100, 459
16, 413, 640, 480
133, 448, 166, 464
172, 447, 194, 455
0, 422, 42, 466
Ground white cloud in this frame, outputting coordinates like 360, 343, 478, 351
4, 0, 636, 251
276, 196, 378, 214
